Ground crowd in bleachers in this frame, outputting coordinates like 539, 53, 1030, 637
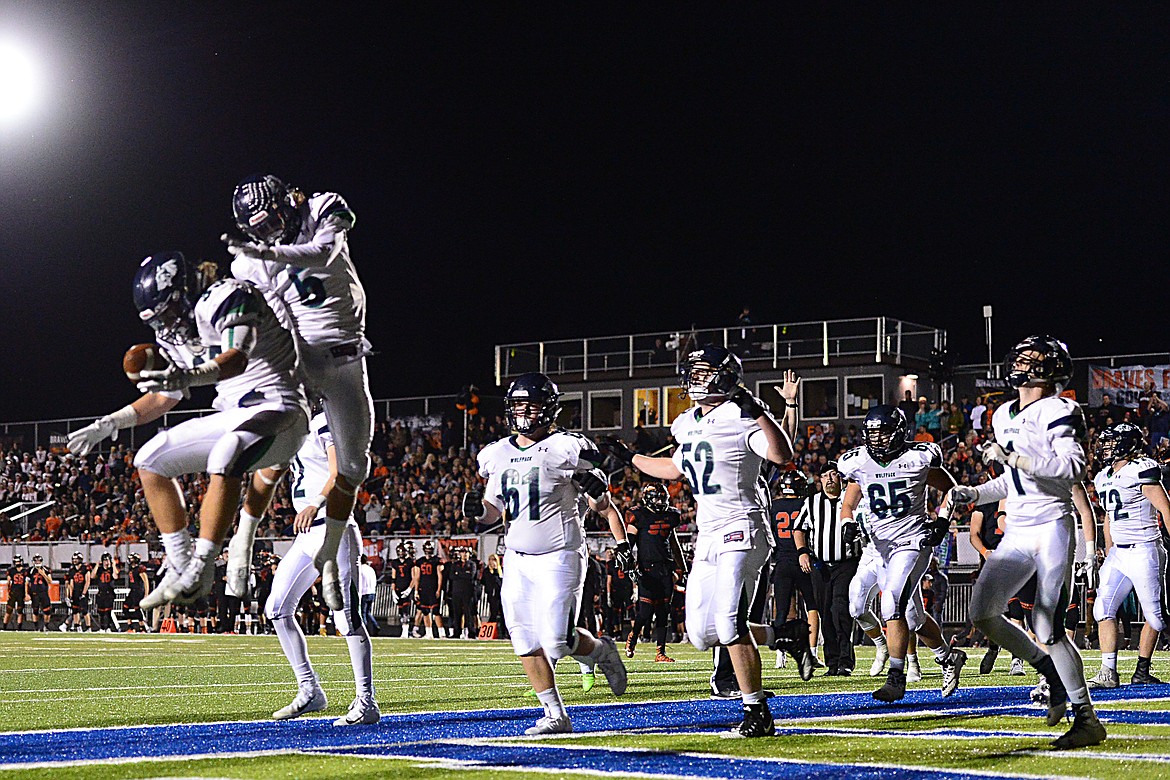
4, 386, 1170, 550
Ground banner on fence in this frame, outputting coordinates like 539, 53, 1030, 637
1088, 364, 1170, 407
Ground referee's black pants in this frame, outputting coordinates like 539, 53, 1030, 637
812, 558, 859, 673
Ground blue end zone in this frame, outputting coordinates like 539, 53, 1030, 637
0, 684, 1165, 777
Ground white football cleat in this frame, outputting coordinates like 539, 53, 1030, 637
333, 697, 381, 726
594, 636, 628, 696
524, 714, 572, 735
225, 531, 255, 599
775, 649, 786, 669
870, 642, 890, 677
140, 566, 185, 610
273, 685, 328, 720
315, 555, 344, 611
170, 553, 217, 605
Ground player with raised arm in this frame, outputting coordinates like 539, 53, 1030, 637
837, 405, 966, 703
462, 373, 632, 736
1086, 422, 1169, 689
68, 252, 308, 609
951, 335, 1105, 749
266, 410, 379, 725
223, 175, 373, 613
600, 350, 799, 739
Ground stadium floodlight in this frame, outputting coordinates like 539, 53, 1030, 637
0, 40, 40, 126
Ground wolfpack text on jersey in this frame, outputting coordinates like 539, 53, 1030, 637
837, 442, 940, 541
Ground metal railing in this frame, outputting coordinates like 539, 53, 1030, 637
495, 317, 945, 383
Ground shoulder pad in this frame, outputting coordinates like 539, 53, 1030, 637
312, 192, 355, 229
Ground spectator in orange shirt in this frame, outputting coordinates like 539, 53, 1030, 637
914, 425, 935, 443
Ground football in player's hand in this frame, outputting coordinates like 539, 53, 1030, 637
123, 343, 168, 382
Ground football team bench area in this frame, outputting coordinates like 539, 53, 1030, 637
0, 633, 1167, 780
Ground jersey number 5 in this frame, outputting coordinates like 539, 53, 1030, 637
289, 267, 327, 308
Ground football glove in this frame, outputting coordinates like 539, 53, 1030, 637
461, 489, 485, 520
979, 442, 1034, 473
924, 517, 950, 548
614, 541, 636, 576
67, 417, 118, 456
596, 435, 636, 467
841, 521, 860, 545
137, 362, 220, 394
949, 485, 979, 506
221, 233, 276, 261
728, 384, 768, 418
572, 470, 608, 500
1076, 558, 1100, 590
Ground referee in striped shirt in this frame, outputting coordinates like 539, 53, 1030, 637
794, 460, 861, 675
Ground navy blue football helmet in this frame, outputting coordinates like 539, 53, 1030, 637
862, 404, 909, 462
1003, 335, 1073, 391
505, 372, 561, 435
679, 344, 743, 401
1095, 422, 1146, 464
133, 251, 199, 344
232, 174, 302, 245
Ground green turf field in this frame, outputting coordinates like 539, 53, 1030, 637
0, 632, 1166, 779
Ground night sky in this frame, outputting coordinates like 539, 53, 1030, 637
1, 4, 1167, 422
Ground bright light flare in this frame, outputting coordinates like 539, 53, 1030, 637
0, 41, 39, 126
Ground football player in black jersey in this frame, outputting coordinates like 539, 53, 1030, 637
5, 555, 28, 631
28, 555, 53, 631
605, 547, 635, 639
122, 553, 151, 633
624, 483, 684, 662
93, 553, 120, 632
65, 552, 92, 632
414, 541, 444, 638
770, 470, 818, 678
388, 542, 419, 637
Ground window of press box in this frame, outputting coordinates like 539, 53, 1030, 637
663, 386, 692, 426
556, 393, 583, 430
588, 391, 622, 430
633, 388, 661, 427
801, 378, 839, 420
844, 375, 884, 418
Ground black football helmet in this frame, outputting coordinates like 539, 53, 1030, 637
31, 554, 43, 564
12, 554, 23, 566
679, 345, 743, 402
505, 372, 560, 435
396, 542, 409, 560
133, 251, 199, 344
1003, 335, 1073, 392
71, 551, 83, 565
641, 482, 670, 512
128, 552, 141, 565
423, 540, 435, 557
233, 174, 302, 245
1096, 422, 1147, 464
775, 469, 811, 499
862, 405, 910, 462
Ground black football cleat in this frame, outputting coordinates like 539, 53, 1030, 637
720, 702, 776, 739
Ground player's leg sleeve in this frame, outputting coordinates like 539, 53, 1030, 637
331, 525, 367, 638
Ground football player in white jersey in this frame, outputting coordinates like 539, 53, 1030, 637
266, 411, 379, 725
1086, 422, 1170, 689
838, 405, 966, 702
843, 505, 892, 677
68, 252, 308, 609
952, 335, 1105, 749
222, 174, 373, 613
462, 373, 632, 736
601, 347, 798, 739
